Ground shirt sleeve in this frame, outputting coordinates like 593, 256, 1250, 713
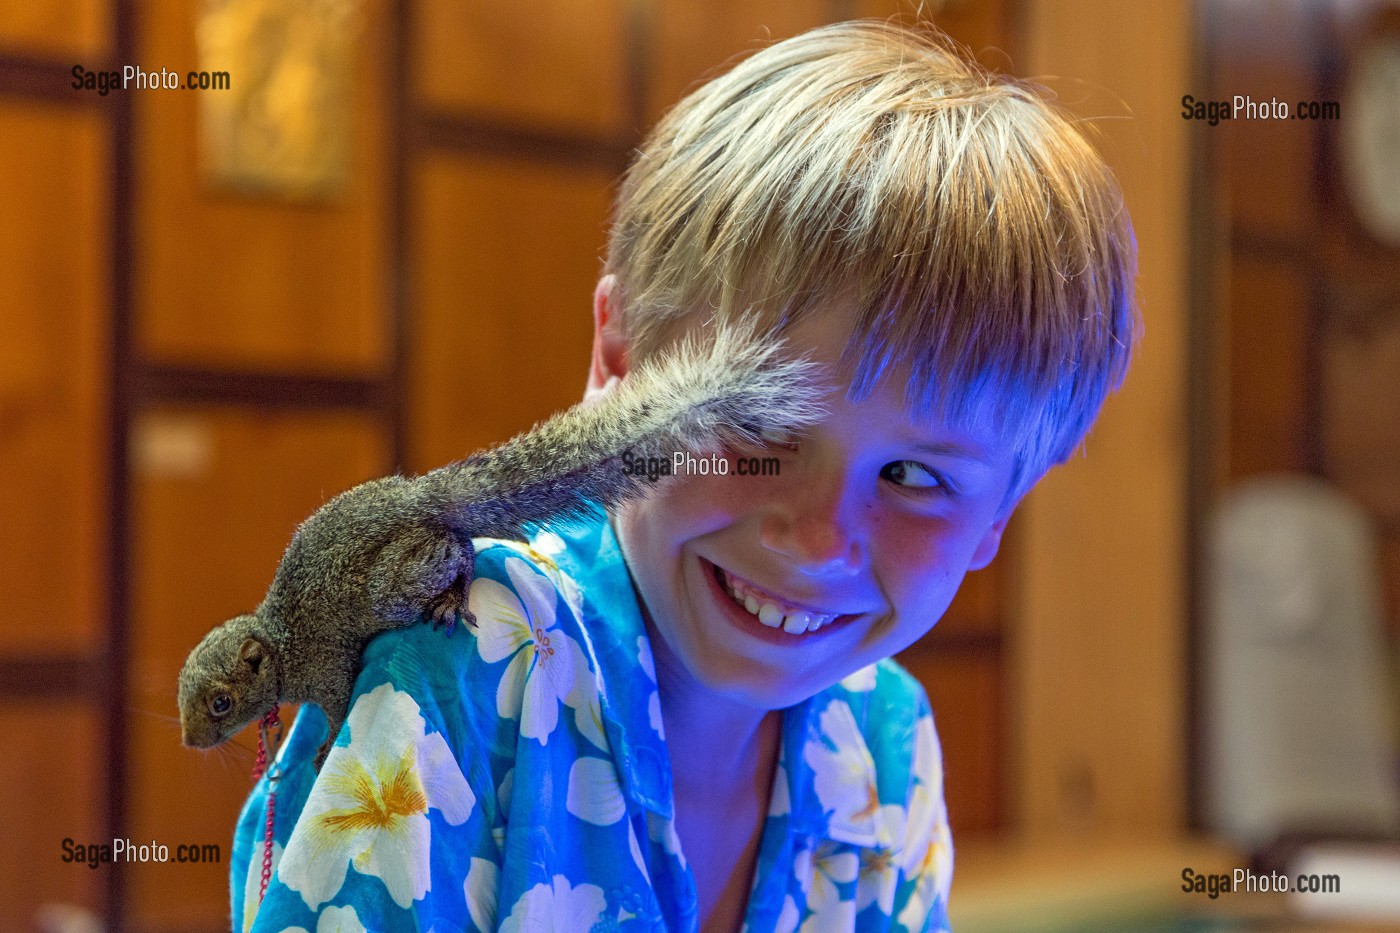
889, 688, 955, 933
230, 539, 548, 933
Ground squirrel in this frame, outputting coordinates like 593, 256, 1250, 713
177, 323, 825, 769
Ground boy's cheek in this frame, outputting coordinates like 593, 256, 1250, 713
868, 524, 972, 604
651, 469, 763, 523
613, 475, 741, 561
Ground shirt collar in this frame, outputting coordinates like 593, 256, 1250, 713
537, 508, 677, 819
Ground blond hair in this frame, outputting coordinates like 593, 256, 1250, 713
605, 20, 1138, 505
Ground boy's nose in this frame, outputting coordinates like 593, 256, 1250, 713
758, 483, 865, 575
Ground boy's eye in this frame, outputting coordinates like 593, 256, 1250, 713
882, 460, 945, 491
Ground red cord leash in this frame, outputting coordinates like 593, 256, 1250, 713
251, 704, 283, 904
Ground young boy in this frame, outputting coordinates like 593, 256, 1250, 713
229, 19, 1136, 933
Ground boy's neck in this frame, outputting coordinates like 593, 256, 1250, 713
664, 683, 781, 793
643, 613, 782, 792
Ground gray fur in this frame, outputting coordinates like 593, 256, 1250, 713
177, 323, 825, 768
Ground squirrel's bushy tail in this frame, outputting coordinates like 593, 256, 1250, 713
421, 321, 828, 538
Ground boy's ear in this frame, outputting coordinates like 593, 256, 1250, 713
968, 477, 1040, 571
969, 516, 1008, 572
586, 275, 630, 402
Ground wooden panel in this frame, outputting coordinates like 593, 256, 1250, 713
415, 0, 629, 138
136, 0, 388, 375
856, 0, 1014, 70
1017, 0, 1190, 838
646, 0, 832, 124
0, 0, 107, 58
0, 104, 108, 655
1323, 305, 1400, 520
1380, 528, 1400, 638
1227, 254, 1311, 478
1212, 0, 1317, 237
128, 407, 387, 929
896, 652, 1002, 833
0, 701, 102, 929
410, 153, 613, 473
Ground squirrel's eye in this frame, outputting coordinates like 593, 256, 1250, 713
758, 427, 801, 450
208, 694, 232, 717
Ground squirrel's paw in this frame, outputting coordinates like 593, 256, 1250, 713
426, 574, 475, 636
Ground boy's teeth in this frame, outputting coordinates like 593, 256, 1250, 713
718, 566, 835, 635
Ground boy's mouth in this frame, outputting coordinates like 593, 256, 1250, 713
709, 562, 845, 635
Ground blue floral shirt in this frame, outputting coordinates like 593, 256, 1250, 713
231, 509, 953, 932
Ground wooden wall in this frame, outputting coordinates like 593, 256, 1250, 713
0, 2, 1072, 929
1013, 1, 1192, 840
0, 1, 116, 925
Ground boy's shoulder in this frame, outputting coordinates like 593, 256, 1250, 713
820, 656, 941, 785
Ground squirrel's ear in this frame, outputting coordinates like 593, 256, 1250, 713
238, 638, 266, 674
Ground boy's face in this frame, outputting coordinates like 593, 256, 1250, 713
594, 284, 1026, 711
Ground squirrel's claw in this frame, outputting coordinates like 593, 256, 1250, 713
436, 607, 477, 636
426, 574, 472, 635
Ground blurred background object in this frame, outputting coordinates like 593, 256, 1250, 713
0, 0, 1396, 930
196, 0, 361, 199
1204, 476, 1399, 848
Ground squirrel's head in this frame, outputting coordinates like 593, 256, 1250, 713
177, 614, 281, 749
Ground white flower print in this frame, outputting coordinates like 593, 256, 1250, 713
646, 811, 686, 869
489, 532, 586, 619
325, 905, 368, 933
464, 857, 500, 932
566, 756, 628, 826
277, 683, 475, 911
793, 841, 859, 932
499, 875, 607, 933
469, 556, 593, 743
839, 665, 878, 693
571, 675, 609, 751
895, 715, 953, 930
637, 636, 665, 739
769, 760, 791, 818
498, 767, 515, 815
242, 838, 283, 932
910, 710, 943, 794
853, 806, 905, 917
527, 531, 587, 613
804, 700, 896, 848
274, 904, 367, 933
894, 810, 952, 933
774, 896, 801, 933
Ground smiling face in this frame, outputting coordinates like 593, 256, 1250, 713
608, 309, 1026, 711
